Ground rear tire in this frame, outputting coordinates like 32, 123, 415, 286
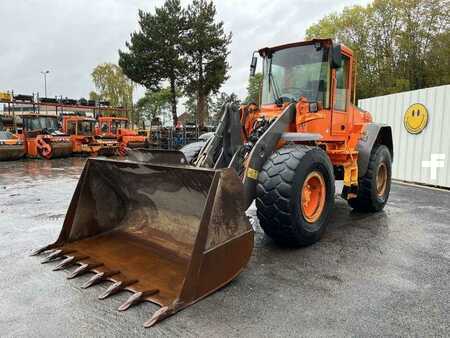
348, 144, 392, 212
256, 145, 335, 247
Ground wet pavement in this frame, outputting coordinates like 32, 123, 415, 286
0, 158, 448, 337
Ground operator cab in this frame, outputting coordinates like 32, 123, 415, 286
98, 117, 129, 136
64, 117, 96, 136
21, 114, 65, 137
251, 38, 354, 137
254, 40, 352, 107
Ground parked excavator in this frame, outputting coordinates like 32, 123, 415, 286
33, 39, 393, 327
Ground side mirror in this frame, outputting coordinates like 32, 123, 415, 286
250, 56, 258, 76
331, 44, 342, 68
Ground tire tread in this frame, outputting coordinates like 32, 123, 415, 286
256, 145, 333, 246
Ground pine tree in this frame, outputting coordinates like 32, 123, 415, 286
119, 0, 186, 126
183, 0, 231, 127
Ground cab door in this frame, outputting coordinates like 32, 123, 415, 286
331, 54, 350, 135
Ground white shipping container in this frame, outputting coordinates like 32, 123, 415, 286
358, 84, 450, 188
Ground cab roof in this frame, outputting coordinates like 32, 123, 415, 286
21, 113, 57, 118
98, 116, 128, 121
258, 38, 351, 57
63, 116, 96, 122
258, 38, 332, 56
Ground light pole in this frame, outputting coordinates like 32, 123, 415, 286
40, 70, 50, 97
40, 70, 50, 113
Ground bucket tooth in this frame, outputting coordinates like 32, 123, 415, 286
67, 262, 104, 279
41, 249, 62, 263
30, 244, 58, 256
41, 249, 76, 264
81, 270, 120, 289
144, 306, 174, 328
98, 279, 138, 300
52, 255, 89, 271
118, 289, 160, 311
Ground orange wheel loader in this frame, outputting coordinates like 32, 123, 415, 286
33, 39, 392, 327
96, 116, 147, 155
20, 114, 72, 159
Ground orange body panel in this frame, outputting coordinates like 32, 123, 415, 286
2, 139, 22, 146
25, 138, 39, 157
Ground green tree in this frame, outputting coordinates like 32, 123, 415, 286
244, 73, 263, 104
88, 91, 100, 101
91, 63, 134, 109
184, 91, 239, 126
305, 0, 450, 99
424, 30, 450, 86
210, 92, 239, 123
119, 0, 186, 126
136, 88, 180, 126
183, 94, 197, 122
183, 0, 232, 127
183, 93, 214, 125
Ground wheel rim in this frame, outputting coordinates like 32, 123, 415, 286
376, 162, 388, 197
301, 171, 326, 223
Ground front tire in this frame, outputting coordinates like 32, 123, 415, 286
348, 144, 392, 212
256, 145, 335, 247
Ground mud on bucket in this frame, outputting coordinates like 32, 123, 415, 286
33, 158, 254, 327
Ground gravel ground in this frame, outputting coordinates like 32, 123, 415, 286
0, 158, 448, 337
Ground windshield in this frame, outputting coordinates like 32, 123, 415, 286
261, 44, 330, 107
78, 121, 95, 135
111, 120, 128, 133
25, 116, 59, 132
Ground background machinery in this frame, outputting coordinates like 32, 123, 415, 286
19, 114, 72, 159
96, 116, 147, 155
34, 38, 393, 327
62, 115, 100, 155
61, 115, 117, 156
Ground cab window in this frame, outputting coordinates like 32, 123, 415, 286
101, 122, 109, 133
67, 121, 76, 135
335, 55, 349, 111
78, 121, 94, 135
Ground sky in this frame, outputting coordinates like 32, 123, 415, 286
0, 0, 371, 105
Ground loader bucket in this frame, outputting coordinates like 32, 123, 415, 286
33, 158, 253, 327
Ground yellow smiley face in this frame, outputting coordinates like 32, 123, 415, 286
404, 103, 428, 134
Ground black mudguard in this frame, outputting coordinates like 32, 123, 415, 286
357, 123, 393, 177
